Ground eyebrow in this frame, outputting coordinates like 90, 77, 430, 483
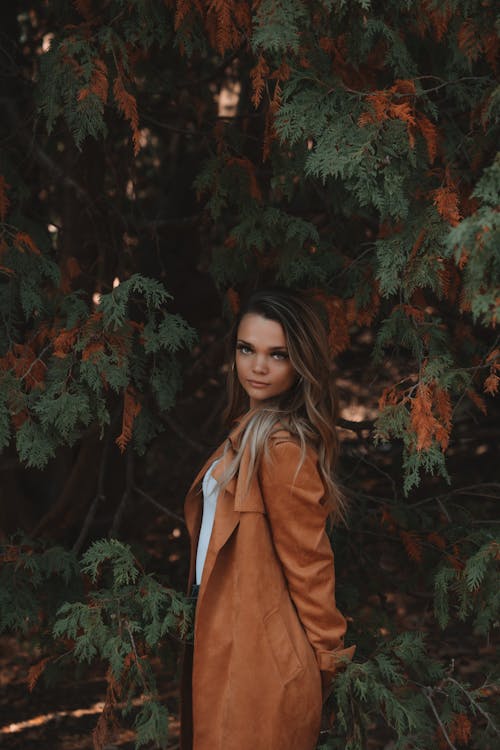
237, 338, 288, 351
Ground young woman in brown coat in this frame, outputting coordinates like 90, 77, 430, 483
180, 288, 355, 750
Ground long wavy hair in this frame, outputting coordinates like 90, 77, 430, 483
219, 287, 347, 524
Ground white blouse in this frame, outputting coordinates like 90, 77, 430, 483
195, 458, 221, 585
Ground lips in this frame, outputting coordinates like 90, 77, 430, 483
247, 380, 269, 387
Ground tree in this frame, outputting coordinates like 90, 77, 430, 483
0, 2, 498, 748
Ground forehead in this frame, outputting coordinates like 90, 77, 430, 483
237, 313, 287, 347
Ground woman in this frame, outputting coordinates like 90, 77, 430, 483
180, 288, 355, 750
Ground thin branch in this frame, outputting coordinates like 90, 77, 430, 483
162, 413, 207, 453
134, 486, 185, 526
199, 390, 226, 437
423, 687, 458, 750
337, 416, 375, 432
109, 447, 134, 539
73, 420, 115, 554
2, 98, 91, 203
444, 678, 500, 736
125, 621, 149, 694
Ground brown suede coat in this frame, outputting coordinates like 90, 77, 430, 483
180, 412, 355, 750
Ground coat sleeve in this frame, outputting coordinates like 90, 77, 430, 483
259, 438, 356, 687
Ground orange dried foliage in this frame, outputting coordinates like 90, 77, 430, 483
410, 382, 451, 451
399, 530, 423, 563
52, 327, 79, 358
378, 385, 399, 410
1, 343, 47, 391
250, 55, 269, 109
358, 80, 420, 152
271, 61, 291, 82
319, 37, 335, 55
324, 297, 350, 356
113, 75, 140, 156
227, 287, 240, 314
205, 0, 250, 55
82, 341, 106, 362
467, 387, 487, 414
11, 409, 29, 429
60, 256, 82, 293
457, 247, 469, 270
417, 115, 439, 164
262, 80, 281, 162
174, 0, 191, 30
433, 186, 461, 226
399, 304, 426, 324
434, 386, 452, 436
345, 284, 380, 327
423, 0, 452, 42
460, 191, 479, 218
449, 713, 472, 745
227, 156, 262, 201
447, 543, 464, 572
483, 31, 499, 73
380, 507, 397, 532
27, 657, 51, 692
409, 228, 426, 264
484, 373, 499, 396
78, 58, 108, 104
486, 348, 499, 365
0, 175, 11, 221
92, 669, 120, 750
116, 385, 141, 452
14, 232, 41, 255
458, 21, 481, 62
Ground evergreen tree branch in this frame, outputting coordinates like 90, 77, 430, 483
444, 678, 500, 736
423, 686, 458, 750
133, 486, 185, 526
125, 619, 149, 695
2, 98, 91, 203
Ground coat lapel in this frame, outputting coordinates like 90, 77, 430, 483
184, 410, 265, 594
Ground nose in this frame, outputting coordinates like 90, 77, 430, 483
252, 354, 268, 374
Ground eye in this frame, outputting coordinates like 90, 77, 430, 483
236, 343, 253, 355
272, 351, 289, 360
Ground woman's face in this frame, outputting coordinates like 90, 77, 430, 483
235, 313, 297, 408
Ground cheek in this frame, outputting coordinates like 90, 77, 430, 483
235, 353, 247, 377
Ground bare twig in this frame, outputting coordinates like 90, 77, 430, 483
134, 486, 185, 526
2, 98, 91, 203
423, 687, 458, 750
125, 621, 149, 694
199, 390, 227, 437
73, 420, 115, 554
162, 413, 207, 453
109, 448, 134, 539
337, 416, 375, 433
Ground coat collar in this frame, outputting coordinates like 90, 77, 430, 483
183, 409, 265, 592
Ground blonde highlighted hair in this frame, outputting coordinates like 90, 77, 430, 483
220, 288, 348, 524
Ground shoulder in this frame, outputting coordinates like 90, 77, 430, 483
261, 429, 321, 484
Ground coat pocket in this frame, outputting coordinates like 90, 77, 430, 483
263, 608, 304, 685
